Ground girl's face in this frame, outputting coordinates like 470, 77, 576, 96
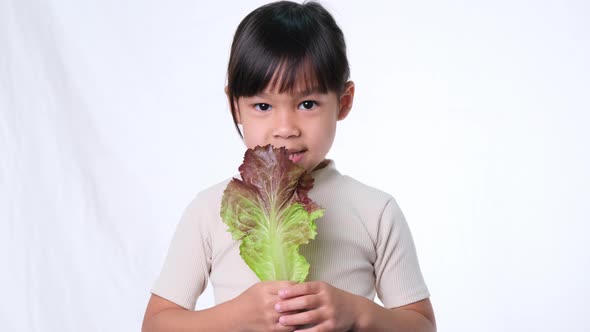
233, 79, 355, 172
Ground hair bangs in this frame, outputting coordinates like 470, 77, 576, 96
229, 42, 334, 98
266, 56, 331, 95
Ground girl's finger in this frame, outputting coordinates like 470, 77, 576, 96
278, 308, 322, 327
292, 321, 333, 332
275, 294, 319, 312
274, 321, 299, 332
279, 281, 321, 299
262, 280, 298, 294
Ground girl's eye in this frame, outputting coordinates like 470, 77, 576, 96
254, 103, 272, 111
298, 100, 317, 110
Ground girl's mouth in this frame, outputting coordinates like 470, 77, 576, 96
288, 150, 305, 164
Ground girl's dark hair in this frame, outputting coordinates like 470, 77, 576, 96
227, 0, 350, 137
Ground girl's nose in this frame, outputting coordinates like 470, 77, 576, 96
272, 110, 300, 138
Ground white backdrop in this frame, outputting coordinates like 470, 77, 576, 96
1, 0, 589, 331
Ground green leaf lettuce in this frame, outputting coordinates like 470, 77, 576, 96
220, 145, 324, 282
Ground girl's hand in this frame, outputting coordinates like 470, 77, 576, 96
233, 281, 298, 332
274, 281, 362, 332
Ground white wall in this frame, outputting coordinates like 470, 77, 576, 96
1, 0, 588, 331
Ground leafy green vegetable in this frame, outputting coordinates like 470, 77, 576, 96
220, 144, 324, 282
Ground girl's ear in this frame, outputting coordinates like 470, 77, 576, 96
337, 81, 355, 121
225, 86, 241, 124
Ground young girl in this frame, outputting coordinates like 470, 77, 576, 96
142, 1, 435, 331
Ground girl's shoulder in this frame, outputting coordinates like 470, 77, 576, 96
182, 176, 234, 215
338, 175, 393, 201
314, 165, 394, 207
196, 177, 233, 200
313, 161, 393, 200
331, 174, 398, 218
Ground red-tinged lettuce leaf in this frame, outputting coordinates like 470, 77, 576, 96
220, 144, 324, 282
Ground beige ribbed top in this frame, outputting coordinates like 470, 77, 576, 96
151, 161, 430, 309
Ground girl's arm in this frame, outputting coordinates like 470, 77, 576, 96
142, 294, 241, 332
356, 297, 436, 332
142, 281, 297, 332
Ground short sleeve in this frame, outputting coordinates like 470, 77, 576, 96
150, 194, 212, 310
374, 198, 430, 308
